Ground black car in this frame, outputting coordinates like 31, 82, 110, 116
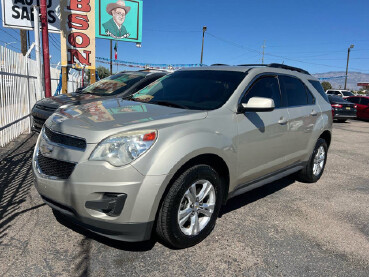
31, 70, 167, 132
328, 95, 356, 122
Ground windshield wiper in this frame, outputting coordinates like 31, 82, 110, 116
149, 101, 189, 109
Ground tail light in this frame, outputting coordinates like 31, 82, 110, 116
331, 108, 334, 117
331, 104, 342, 108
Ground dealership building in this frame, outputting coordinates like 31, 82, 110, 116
357, 82, 369, 90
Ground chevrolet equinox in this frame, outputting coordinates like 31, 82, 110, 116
33, 64, 332, 248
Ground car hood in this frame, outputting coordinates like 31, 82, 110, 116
45, 98, 207, 143
36, 93, 101, 109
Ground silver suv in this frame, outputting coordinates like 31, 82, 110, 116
32, 64, 332, 248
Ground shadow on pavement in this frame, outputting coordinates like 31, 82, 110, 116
219, 176, 296, 217
0, 134, 45, 244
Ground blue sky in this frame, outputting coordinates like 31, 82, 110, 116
1, 0, 369, 74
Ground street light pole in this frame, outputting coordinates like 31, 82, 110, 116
200, 26, 207, 65
344, 44, 354, 90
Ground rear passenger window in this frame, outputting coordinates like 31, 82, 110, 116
347, 97, 360, 104
306, 88, 315, 105
361, 98, 369, 105
279, 76, 308, 107
242, 76, 281, 108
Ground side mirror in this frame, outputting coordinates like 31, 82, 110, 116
238, 97, 275, 113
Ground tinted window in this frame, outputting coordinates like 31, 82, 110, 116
242, 76, 281, 108
82, 72, 146, 96
361, 98, 369, 105
279, 76, 308, 107
309, 80, 329, 103
328, 95, 350, 104
132, 70, 246, 110
347, 97, 360, 104
342, 91, 354, 97
306, 87, 315, 105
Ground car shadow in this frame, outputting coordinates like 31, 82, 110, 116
219, 175, 296, 217
52, 210, 156, 252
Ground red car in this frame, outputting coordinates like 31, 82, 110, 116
346, 96, 369, 120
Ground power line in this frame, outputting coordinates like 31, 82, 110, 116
206, 32, 369, 72
0, 28, 21, 42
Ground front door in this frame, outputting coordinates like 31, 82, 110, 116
236, 75, 291, 185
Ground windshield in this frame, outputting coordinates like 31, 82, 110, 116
81, 72, 146, 96
131, 70, 246, 110
342, 91, 354, 96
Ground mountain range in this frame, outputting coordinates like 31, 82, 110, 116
312, 71, 369, 91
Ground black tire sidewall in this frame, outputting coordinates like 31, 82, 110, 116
163, 165, 223, 248
307, 138, 328, 182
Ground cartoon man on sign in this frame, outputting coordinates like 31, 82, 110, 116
103, 0, 131, 39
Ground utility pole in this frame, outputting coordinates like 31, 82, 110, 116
344, 44, 354, 90
261, 40, 266, 64
20, 30, 27, 56
40, 0, 51, 98
200, 26, 207, 65
110, 40, 113, 74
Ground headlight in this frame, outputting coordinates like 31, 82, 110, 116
89, 130, 157, 166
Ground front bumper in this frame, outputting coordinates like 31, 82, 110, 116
32, 134, 169, 242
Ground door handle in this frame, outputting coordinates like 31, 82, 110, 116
310, 110, 318, 116
278, 117, 288, 125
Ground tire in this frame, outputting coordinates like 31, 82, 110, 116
156, 164, 223, 249
296, 138, 328, 183
337, 119, 347, 123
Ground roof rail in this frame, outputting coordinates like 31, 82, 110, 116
211, 64, 229, 66
236, 63, 310, 75
268, 63, 310, 75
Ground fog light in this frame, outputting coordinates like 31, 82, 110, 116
85, 193, 127, 217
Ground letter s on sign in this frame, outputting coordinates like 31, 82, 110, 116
68, 14, 89, 30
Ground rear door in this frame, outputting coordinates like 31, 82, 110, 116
278, 75, 319, 164
236, 75, 291, 184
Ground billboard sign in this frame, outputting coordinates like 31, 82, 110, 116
95, 0, 142, 42
60, 0, 96, 70
1, 0, 60, 32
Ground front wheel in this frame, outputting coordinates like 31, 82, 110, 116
156, 165, 223, 249
296, 138, 328, 183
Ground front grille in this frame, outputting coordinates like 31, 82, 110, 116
37, 151, 76, 179
44, 126, 87, 150
35, 104, 57, 112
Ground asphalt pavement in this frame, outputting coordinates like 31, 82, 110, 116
0, 120, 368, 277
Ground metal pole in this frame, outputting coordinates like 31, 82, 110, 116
200, 26, 207, 65
40, 0, 51, 98
344, 45, 354, 90
262, 40, 266, 64
110, 40, 113, 74
33, 6, 44, 98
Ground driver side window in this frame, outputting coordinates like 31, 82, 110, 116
242, 76, 281, 108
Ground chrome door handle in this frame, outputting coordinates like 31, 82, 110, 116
310, 110, 318, 116
278, 117, 288, 125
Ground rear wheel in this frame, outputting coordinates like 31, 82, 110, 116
296, 138, 328, 183
156, 165, 223, 249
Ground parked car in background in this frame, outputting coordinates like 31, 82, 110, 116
31, 70, 168, 132
326, 89, 355, 99
328, 95, 356, 122
32, 63, 332, 248
346, 96, 369, 120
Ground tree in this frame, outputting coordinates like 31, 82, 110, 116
96, 66, 111, 80
321, 81, 332, 91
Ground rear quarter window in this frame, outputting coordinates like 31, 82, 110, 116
308, 80, 330, 103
